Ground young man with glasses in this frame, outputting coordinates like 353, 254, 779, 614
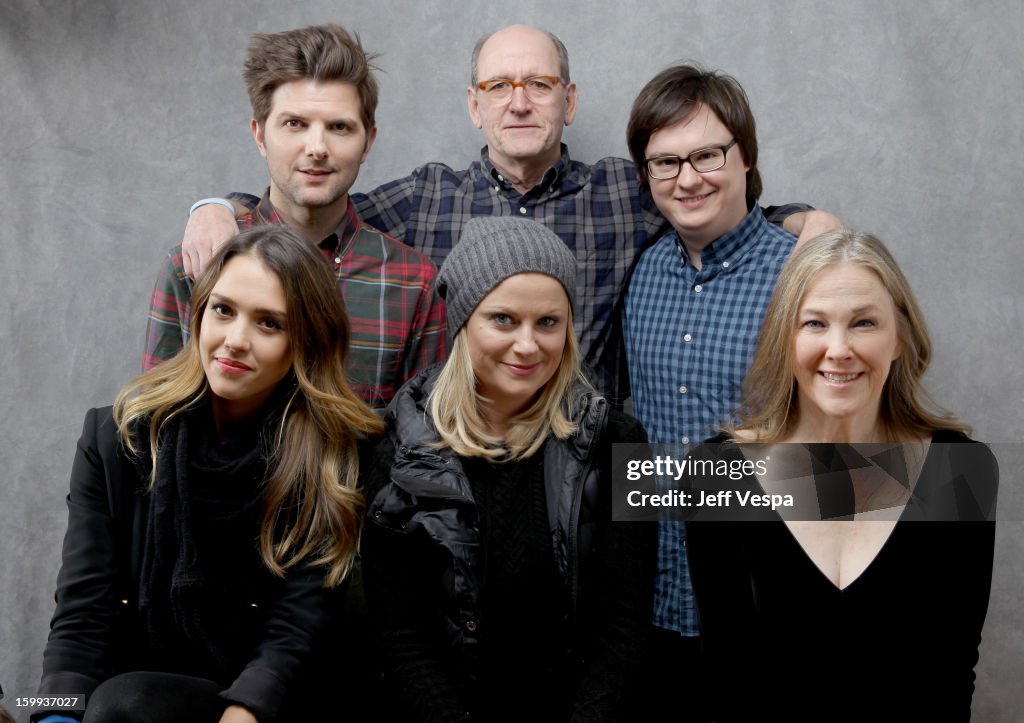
621, 64, 811, 721
181, 25, 832, 406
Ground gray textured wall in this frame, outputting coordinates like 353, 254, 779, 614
2, 0, 1021, 719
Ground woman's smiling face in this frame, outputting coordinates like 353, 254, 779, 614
792, 262, 902, 437
464, 272, 569, 427
199, 253, 293, 427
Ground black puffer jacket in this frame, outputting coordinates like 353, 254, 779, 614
369, 367, 610, 651
363, 365, 655, 722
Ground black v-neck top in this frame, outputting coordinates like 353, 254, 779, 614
687, 430, 997, 722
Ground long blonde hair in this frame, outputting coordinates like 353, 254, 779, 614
114, 226, 383, 587
731, 227, 968, 442
428, 317, 589, 461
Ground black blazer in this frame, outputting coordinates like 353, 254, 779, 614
39, 407, 350, 722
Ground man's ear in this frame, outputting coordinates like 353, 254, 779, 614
251, 119, 267, 157
361, 125, 378, 164
563, 82, 578, 126
467, 87, 484, 129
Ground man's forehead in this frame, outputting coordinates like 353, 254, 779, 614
267, 79, 363, 115
477, 25, 561, 76
647, 103, 729, 146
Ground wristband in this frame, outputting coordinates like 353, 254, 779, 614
188, 197, 235, 217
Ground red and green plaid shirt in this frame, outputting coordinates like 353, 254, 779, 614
143, 190, 446, 409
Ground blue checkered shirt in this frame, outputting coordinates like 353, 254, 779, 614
623, 206, 796, 635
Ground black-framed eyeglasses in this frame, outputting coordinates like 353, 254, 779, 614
644, 139, 738, 180
476, 75, 564, 102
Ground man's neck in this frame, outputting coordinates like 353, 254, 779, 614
677, 211, 753, 271
268, 190, 348, 242
488, 152, 558, 195
676, 233, 715, 271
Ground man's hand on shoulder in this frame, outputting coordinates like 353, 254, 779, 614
785, 210, 843, 248
182, 203, 242, 279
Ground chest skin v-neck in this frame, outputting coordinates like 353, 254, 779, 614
746, 438, 930, 591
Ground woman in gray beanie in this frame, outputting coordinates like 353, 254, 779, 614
362, 217, 654, 722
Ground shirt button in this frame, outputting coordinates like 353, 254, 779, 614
694, 284, 703, 293
519, 207, 527, 215
683, 333, 692, 342
465, 619, 478, 633
679, 385, 687, 395
722, 260, 730, 268
497, 174, 505, 181
681, 436, 690, 445
334, 257, 341, 264
494, 185, 500, 191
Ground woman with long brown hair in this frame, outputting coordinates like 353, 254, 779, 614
37, 225, 382, 723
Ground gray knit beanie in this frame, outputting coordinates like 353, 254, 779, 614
437, 216, 576, 335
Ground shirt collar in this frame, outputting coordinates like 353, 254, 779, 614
478, 143, 572, 196
672, 205, 770, 271
254, 188, 361, 263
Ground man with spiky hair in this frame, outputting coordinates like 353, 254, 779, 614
144, 24, 445, 410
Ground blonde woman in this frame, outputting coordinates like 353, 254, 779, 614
362, 217, 654, 722
37, 226, 382, 723
687, 228, 997, 722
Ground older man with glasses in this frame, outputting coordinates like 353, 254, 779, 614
182, 24, 834, 407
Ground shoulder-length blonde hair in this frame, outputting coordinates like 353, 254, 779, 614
114, 225, 383, 587
428, 315, 589, 461
732, 227, 968, 442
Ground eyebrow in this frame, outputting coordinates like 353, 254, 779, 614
481, 304, 566, 316
210, 292, 287, 319
276, 110, 358, 126
645, 140, 732, 157
800, 304, 883, 316
483, 69, 556, 80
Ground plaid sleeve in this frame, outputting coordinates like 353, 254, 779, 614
351, 170, 421, 244
142, 247, 192, 371
399, 259, 447, 386
762, 202, 814, 227
225, 192, 261, 213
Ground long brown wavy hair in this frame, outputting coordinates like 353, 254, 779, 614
114, 225, 383, 587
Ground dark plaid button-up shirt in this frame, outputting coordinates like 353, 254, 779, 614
144, 191, 446, 409
349, 145, 661, 403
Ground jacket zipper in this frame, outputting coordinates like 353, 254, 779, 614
566, 400, 608, 619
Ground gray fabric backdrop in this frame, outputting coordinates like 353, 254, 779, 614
2, 1, 1021, 719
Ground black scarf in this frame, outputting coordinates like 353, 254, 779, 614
135, 401, 269, 674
